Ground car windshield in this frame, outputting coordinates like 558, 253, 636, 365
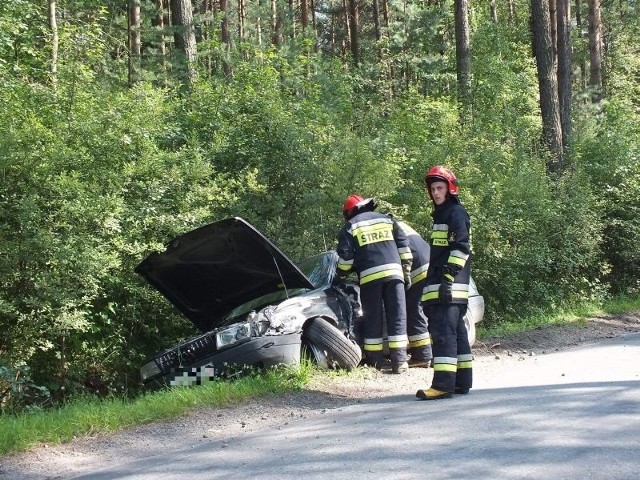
220, 251, 335, 322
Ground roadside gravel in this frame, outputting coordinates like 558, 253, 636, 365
1, 311, 639, 480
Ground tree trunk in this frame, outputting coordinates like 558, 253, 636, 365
556, 0, 572, 152
271, 0, 282, 46
490, 0, 498, 23
575, 0, 587, 90
220, 0, 232, 78
373, 0, 382, 41
289, 0, 296, 38
588, 0, 603, 101
257, 0, 263, 46
548, 0, 557, 57
170, 0, 198, 83
531, 0, 564, 173
455, 0, 472, 121
153, 0, 168, 84
238, 0, 246, 40
128, 0, 141, 86
348, 0, 360, 66
311, 0, 317, 34
301, 0, 309, 30
382, 0, 390, 27
48, 0, 58, 85
508, 0, 516, 22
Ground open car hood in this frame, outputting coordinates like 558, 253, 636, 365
135, 217, 315, 332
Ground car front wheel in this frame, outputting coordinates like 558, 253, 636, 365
302, 317, 362, 371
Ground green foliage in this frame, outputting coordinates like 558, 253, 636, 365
576, 99, 640, 295
0, 365, 50, 415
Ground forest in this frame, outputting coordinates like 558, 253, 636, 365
0, 0, 638, 411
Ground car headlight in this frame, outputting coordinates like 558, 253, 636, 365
216, 322, 251, 349
140, 360, 161, 381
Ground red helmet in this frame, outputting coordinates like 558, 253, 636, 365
343, 194, 377, 220
343, 194, 365, 219
424, 165, 459, 196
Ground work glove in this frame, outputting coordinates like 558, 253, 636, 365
404, 274, 412, 291
439, 271, 454, 305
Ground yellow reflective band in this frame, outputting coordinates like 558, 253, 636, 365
364, 344, 384, 352
421, 291, 438, 301
409, 338, 432, 347
399, 251, 412, 260
413, 271, 427, 283
448, 256, 466, 267
338, 264, 352, 272
388, 340, 408, 348
457, 361, 472, 369
433, 364, 457, 373
431, 230, 448, 238
433, 239, 449, 247
360, 270, 399, 285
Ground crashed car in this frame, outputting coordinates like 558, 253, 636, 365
135, 217, 484, 387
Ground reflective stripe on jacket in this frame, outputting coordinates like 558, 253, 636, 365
422, 197, 471, 304
337, 211, 411, 285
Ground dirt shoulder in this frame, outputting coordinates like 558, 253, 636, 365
1, 311, 639, 480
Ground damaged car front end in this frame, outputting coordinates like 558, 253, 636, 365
135, 218, 362, 388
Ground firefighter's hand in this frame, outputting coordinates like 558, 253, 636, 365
439, 275, 453, 304
404, 274, 412, 291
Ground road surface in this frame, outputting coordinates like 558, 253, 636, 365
69, 333, 640, 480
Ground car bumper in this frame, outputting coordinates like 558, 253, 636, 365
144, 332, 303, 388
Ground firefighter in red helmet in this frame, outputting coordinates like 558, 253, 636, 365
416, 166, 473, 400
337, 194, 413, 373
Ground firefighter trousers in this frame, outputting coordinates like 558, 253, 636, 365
424, 303, 472, 393
360, 278, 408, 367
406, 279, 432, 362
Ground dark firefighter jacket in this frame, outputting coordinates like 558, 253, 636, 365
337, 211, 412, 285
421, 196, 471, 304
396, 221, 430, 284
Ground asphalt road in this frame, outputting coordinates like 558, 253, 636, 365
71, 333, 640, 480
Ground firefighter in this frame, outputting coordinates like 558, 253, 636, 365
416, 166, 473, 400
336, 194, 413, 373
395, 220, 433, 368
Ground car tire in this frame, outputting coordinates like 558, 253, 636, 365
303, 317, 362, 371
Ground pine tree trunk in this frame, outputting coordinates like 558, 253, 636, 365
588, 0, 603, 101
48, 0, 58, 85
575, 0, 587, 90
455, 0, 472, 121
531, 0, 564, 173
556, 0, 572, 152
301, 0, 309, 30
170, 0, 198, 83
549, 0, 557, 57
220, 0, 232, 78
348, 0, 360, 66
128, 0, 141, 86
